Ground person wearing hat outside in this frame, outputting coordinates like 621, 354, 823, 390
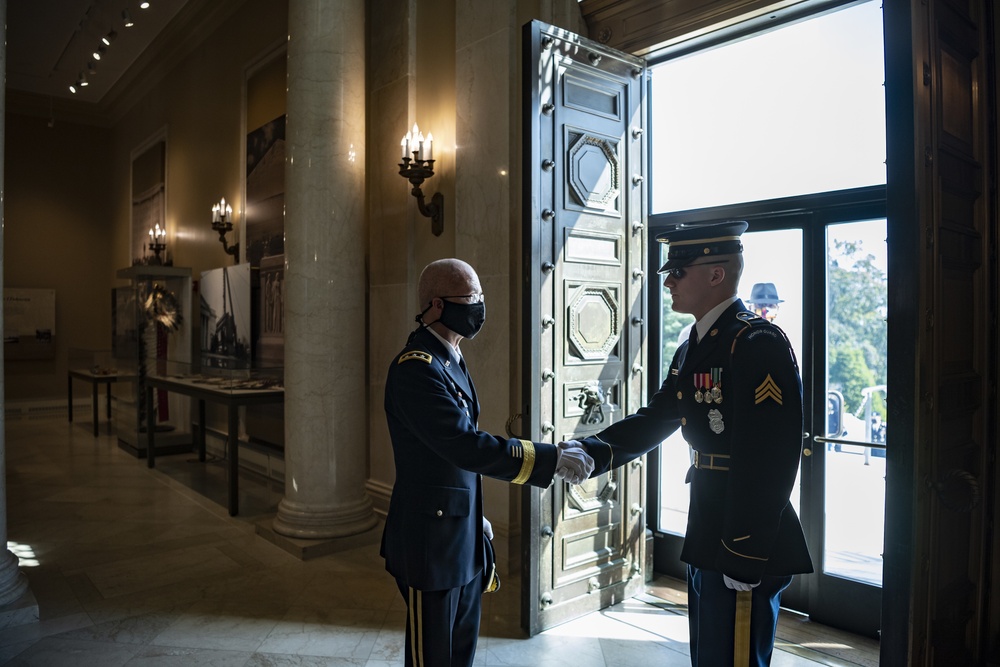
382, 258, 595, 667
746, 282, 784, 323
559, 222, 812, 666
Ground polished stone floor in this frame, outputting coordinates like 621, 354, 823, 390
0, 413, 880, 666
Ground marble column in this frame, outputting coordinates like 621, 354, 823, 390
0, 0, 31, 606
273, 0, 377, 539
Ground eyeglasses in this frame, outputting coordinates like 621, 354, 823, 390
663, 260, 729, 281
440, 292, 485, 304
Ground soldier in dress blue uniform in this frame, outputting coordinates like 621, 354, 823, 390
382, 258, 594, 667
565, 222, 813, 666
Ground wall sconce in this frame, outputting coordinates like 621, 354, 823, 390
211, 197, 239, 262
147, 224, 166, 265
398, 123, 444, 236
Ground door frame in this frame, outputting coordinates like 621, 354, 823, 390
645, 185, 886, 634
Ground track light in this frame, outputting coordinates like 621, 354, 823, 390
102, 30, 117, 46
69, 83, 78, 94
78, 73, 88, 87
122, 10, 134, 27
93, 45, 106, 60
87, 60, 97, 74
140, 1, 150, 8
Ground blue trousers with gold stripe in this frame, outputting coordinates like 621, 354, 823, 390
687, 565, 792, 666
395, 574, 482, 667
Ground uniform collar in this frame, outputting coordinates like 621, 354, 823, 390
694, 296, 739, 342
426, 326, 463, 365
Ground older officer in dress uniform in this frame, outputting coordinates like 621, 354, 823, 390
564, 222, 812, 666
382, 258, 594, 667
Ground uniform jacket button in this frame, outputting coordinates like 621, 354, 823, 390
676, 391, 683, 399
681, 417, 687, 426
436, 510, 443, 517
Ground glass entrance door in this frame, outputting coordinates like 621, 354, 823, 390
649, 204, 887, 638
806, 218, 887, 635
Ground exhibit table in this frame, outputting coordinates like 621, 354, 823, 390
67, 369, 135, 436
144, 373, 284, 516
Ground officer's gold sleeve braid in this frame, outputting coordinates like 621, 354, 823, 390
511, 439, 536, 485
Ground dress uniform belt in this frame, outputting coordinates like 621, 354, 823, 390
692, 451, 730, 471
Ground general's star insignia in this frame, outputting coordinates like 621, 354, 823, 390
398, 351, 432, 364
754, 374, 783, 405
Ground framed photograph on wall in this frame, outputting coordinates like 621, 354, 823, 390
130, 131, 168, 266
241, 44, 287, 447
199, 264, 252, 369
245, 44, 286, 366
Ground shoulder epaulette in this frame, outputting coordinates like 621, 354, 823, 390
736, 310, 767, 327
398, 350, 432, 364
731, 312, 797, 370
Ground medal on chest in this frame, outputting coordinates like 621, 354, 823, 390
693, 368, 723, 404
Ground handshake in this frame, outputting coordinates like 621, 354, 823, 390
553, 440, 594, 485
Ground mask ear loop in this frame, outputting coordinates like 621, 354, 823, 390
415, 300, 438, 325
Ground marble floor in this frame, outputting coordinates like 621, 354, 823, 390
0, 413, 881, 666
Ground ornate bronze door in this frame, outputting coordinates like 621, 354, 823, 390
521, 19, 648, 634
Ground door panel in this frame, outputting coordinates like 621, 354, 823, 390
522, 19, 647, 635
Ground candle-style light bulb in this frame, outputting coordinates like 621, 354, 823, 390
417, 132, 425, 161
401, 136, 407, 159
425, 133, 433, 160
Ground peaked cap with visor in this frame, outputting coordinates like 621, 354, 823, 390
655, 220, 749, 273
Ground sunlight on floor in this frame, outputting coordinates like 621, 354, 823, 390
7, 541, 39, 567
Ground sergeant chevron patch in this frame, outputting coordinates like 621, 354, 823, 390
754, 374, 783, 405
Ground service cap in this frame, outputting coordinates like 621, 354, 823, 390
655, 220, 748, 273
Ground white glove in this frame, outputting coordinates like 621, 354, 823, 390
554, 444, 594, 484
723, 574, 759, 591
482, 516, 494, 540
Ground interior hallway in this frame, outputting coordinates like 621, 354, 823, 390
0, 411, 880, 666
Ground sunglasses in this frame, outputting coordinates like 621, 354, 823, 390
663, 260, 729, 280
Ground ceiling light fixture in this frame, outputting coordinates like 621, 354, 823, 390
93, 45, 106, 60
102, 30, 117, 45
87, 60, 97, 74
69, 83, 78, 94
122, 10, 134, 27
140, 1, 150, 9
78, 73, 89, 87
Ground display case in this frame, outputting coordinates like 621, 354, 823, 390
113, 266, 194, 457
142, 359, 283, 515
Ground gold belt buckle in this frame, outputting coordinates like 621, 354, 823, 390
694, 451, 729, 471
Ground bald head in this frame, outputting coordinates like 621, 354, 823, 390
418, 259, 480, 308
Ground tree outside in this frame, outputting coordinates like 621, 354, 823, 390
828, 237, 888, 419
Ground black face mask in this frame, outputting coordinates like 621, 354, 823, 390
437, 300, 486, 339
